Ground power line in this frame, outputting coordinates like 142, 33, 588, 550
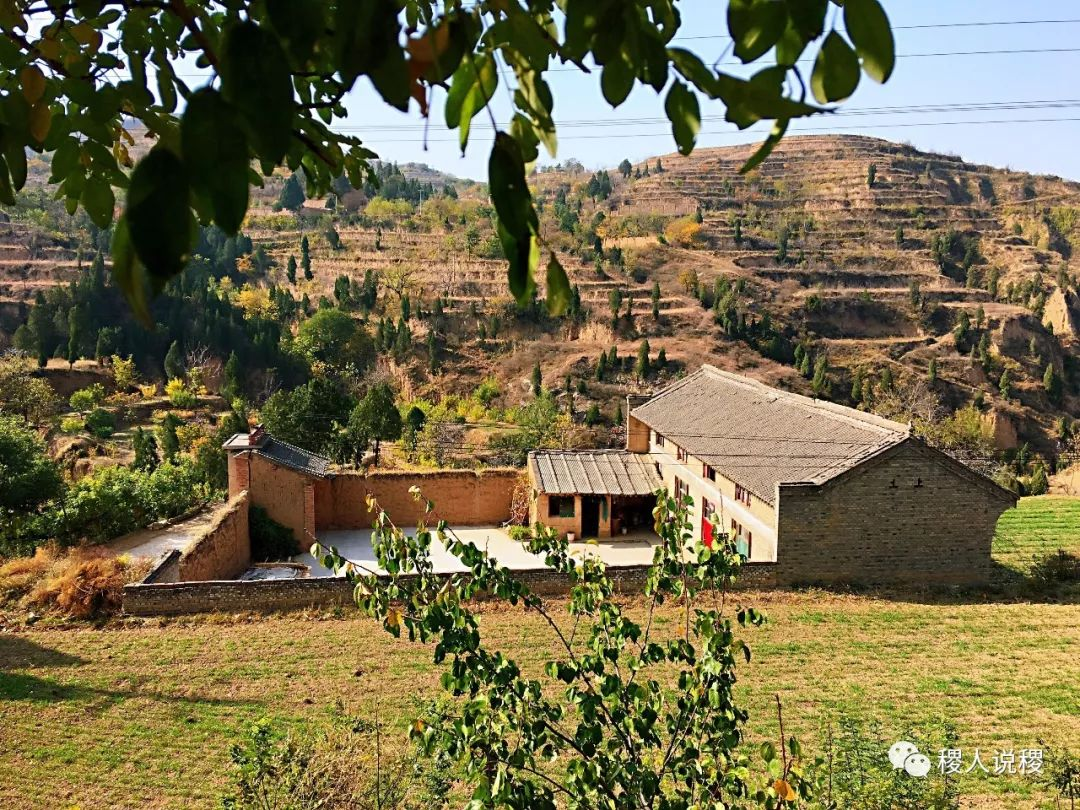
672, 18, 1080, 41
342, 115, 1080, 144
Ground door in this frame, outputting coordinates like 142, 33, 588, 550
701, 498, 714, 548
581, 496, 601, 538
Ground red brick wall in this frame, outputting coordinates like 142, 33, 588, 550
320, 469, 521, 529
177, 492, 251, 581
244, 453, 312, 547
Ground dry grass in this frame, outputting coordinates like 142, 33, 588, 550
1, 547, 150, 619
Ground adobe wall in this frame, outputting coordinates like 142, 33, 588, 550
531, 493, 613, 539
775, 442, 1013, 586
176, 492, 251, 581
240, 452, 313, 546
317, 469, 520, 530
122, 561, 778, 616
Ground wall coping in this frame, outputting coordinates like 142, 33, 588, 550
177, 490, 250, 566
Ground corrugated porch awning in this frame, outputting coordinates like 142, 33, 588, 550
528, 450, 661, 496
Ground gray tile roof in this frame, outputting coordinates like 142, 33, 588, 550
631, 366, 911, 505
529, 450, 662, 496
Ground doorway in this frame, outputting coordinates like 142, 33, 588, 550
581, 496, 602, 538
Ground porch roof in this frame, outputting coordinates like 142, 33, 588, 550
528, 450, 661, 496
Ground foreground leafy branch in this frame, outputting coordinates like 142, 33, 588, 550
0, 0, 895, 318
317, 489, 816, 808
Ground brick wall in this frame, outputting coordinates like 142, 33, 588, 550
122, 560, 779, 616
530, 493, 613, 539
318, 469, 520, 530
242, 453, 312, 546
176, 491, 251, 581
774, 440, 1014, 586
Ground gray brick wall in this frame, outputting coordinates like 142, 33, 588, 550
775, 440, 1014, 586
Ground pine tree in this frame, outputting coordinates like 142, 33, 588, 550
607, 345, 618, 370
733, 218, 743, 245
427, 330, 439, 373
1044, 364, 1063, 404
67, 306, 86, 366
531, 362, 542, 396
614, 401, 623, 425
635, 340, 651, 380
286, 255, 297, 284
999, 368, 1011, 399
866, 162, 876, 188
694, 207, 703, 224
928, 357, 938, 384
651, 281, 661, 320
655, 158, 663, 173
880, 366, 893, 391
595, 352, 607, 381
1029, 464, 1049, 496
401, 293, 411, 321
798, 352, 811, 377
301, 235, 312, 279
811, 354, 829, 395
278, 173, 306, 211
850, 368, 864, 402
159, 413, 181, 461
223, 351, 241, 402
132, 427, 160, 472
164, 340, 184, 380
585, 404, 601, 426
618, 158, 632, 178
895, 225, 904, 247
656, 347, 667, 368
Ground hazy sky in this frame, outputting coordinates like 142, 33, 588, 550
339, 0, 1080, 181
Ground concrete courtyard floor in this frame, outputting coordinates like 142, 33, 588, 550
107, 509, 216, 560
295, 526, 661, 577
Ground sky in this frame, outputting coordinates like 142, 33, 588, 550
337, 0, 1080, 181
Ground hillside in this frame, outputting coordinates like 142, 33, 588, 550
2, 134, 1078, 461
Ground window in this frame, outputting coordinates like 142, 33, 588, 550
704, 464, 717, 482
655, 432, 665, 447
676, 445, 688, 462
674, 477, 690, 503
734, 484, 752, 506
548, 496, 575, 518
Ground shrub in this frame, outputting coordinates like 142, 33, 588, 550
69, 383, 106, 411
165, 377, 198, 408
84, 407, 115, 438
507, 525, 532, 542
222, 712, 452, 810
250, 506, 297, 562
1029, 549, 1080, 589
60, 415, 85, 434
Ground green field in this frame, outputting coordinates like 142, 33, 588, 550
0, 496, 1077, 809
994, 495, 1080, 573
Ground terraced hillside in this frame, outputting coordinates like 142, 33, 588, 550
1, 135, 1077, 457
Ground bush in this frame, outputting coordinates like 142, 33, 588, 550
84, 407, 115, 438
250, 506, 298, 562
222, 712, 453, 810
69, 383, 106, 412
60, 415, 84, 434
507, 525, 532, 542
165, 377, 197, 408
1029, 549, 1080, 589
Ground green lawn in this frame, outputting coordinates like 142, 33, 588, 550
994, 495, 1080, 573
0, 496, 1077, 809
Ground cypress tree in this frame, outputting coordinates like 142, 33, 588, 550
286, 255, 297, 284
928, 357, 938, 384
595, 352, 607, 381
635, 340, 651, 380
531, 362, 542, 396
164, 340, 184, 380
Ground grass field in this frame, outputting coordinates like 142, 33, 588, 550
993, 495, 1080, 573
0, 496, 1078, 809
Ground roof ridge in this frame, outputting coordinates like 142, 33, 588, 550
698, 365, 910, 437
265, 435, 332, 464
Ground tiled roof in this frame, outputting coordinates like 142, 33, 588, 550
529, 450, 662, 496
631, 366, 911, 505
257, 437, 333, 478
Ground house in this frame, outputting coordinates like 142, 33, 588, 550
529, 365, 1017, 585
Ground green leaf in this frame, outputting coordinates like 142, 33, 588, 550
4, 139, 26, 191
181, 87, 250, 235
810, 31, 861, 104
664, 81, 700, 156
81, 173, 115, 228
545, 254, 571, 316
335, 0, 400, 86
0, 155, 14, 205
668, 48, 720, 97
488, 132, 535, 236
600, 57, 634, 107
497, 220, 538, 303
445, 53, 497, 154
368, 42, 410, 111
266, 0, 325, 65
727, 0, 787, 62
844, 0, 895, 83
110, 215, 153, 327
220, 21, 294, 164
740, 119, 788, 174
124, 148, 194, 283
